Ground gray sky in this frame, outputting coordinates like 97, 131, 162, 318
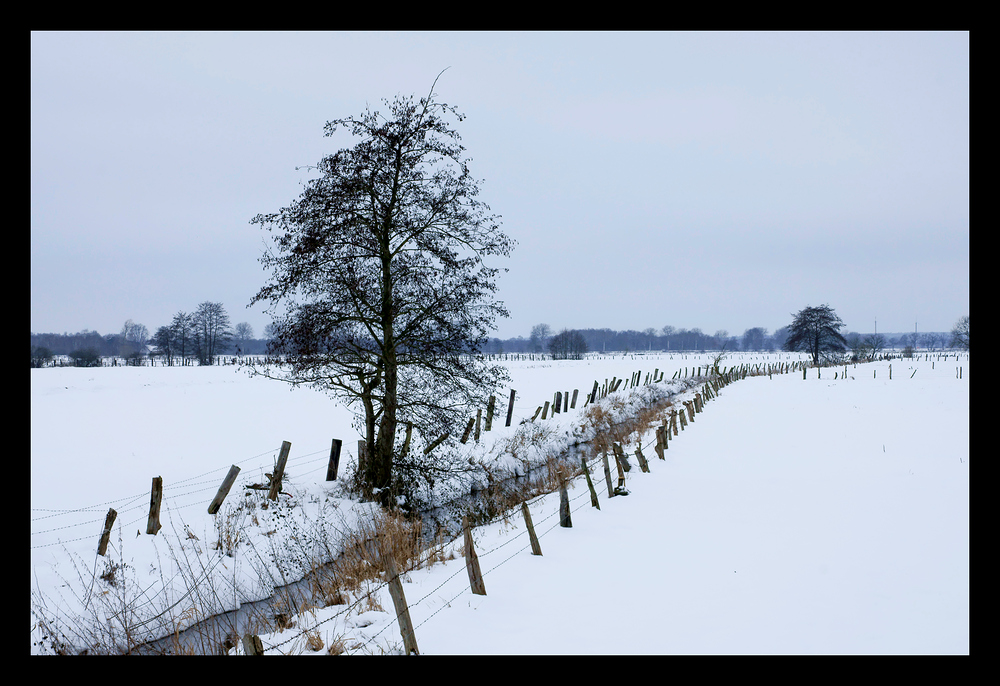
31, 31, 969, 341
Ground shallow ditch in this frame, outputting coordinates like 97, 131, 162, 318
127, 383, 697, 654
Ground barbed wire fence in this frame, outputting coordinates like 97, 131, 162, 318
33, 351, 869, 654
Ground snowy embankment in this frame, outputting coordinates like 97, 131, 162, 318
31, 352, 969, 654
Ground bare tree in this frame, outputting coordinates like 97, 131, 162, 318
170, 311, 194, 365
783, 304, 848, 365
529, 323, 551, 353
549, 329, 588, 360
950, 315, 969, 350
192, 302, 232, 365
120, 319, 149, 364
233, 322, 254, 354
247, 76, 514, 507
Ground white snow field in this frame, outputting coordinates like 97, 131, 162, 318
31, 352, 969, 654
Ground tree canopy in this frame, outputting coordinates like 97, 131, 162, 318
247, 76, 514, 507
782, 304, 848, 365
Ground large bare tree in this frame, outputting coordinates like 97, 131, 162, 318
247, 76, 514, 507
783, 304, 848, 365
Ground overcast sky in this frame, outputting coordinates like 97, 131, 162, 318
31, 31, 969, 341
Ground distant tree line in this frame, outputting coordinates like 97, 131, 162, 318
31, 301, 277, 367
480, 321, 965, 357
32, 311, 969, 368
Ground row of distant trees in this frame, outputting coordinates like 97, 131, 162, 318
481, 321, 967, 357
30, 302, 275, 368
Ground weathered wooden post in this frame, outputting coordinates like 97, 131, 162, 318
634, 446, 649, 473
461, 416, 476, 444
474, 408, 482, 442
612, 447, 628, 495
146, 476, 163, 535
612, 443, 631, 472
208, 465, 241, 514
553, 391, 562, 415
242, 633, 264, 655
654, 426, 666, 460
582, 457, 600, 509
423, 433, 449, 455
601, 449, 615, 498
485, 395, 496, 431
505, 389, 516, 427
462, 516, 487, 595
559, 477, 572, 528
383, 552, 419, 655
541, 401, 550, 420
268, 441, 292, 501
521, 502, 543, 555
98, 507, 117, 556
326, 439, 342, 481
570, 389, 579, 409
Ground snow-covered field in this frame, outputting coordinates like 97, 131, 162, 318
31, 351, 969, 654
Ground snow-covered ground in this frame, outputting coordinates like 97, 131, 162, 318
31, 351, 969, 654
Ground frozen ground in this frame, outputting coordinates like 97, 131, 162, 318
31, 351, 969, 654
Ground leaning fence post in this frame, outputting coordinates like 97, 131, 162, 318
461, 417, 476, 444
268, 441, 292, 501
462, 516, 487, 595
146, 477, 163, 535
208, 465, 241, 514
582, 457, 600, 509
383, 552, 419, 655
634, 446, 650, 473
521, 502, 542, 556
505, 389, 516, 427
326, 439, 342, 481
98, 507, 117, 556
423, 433, 449, 455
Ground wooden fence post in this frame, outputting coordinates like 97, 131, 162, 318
208, 465, 241, 514
582, 457, 600, 509
485, 395, 496, 431
559, 477, 572, 528
383, 553, 419, 655
98, 507, 117, 556
326, 439, 342, 481
462, 516, 487, 595
601, 450, 615, 498
613, 443, 631, 472
268, 441, 292, 501
612, 450, 628, 495
521, 502, 542, 555
634, 446, 649, 473
505, 389, 516, 427
461, 417, 476, 444
146, 476, 163, 535
423, 433, 449, 455
570, 389, 579, 409
474, 408, 482, 442
242, 634, 264, 655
